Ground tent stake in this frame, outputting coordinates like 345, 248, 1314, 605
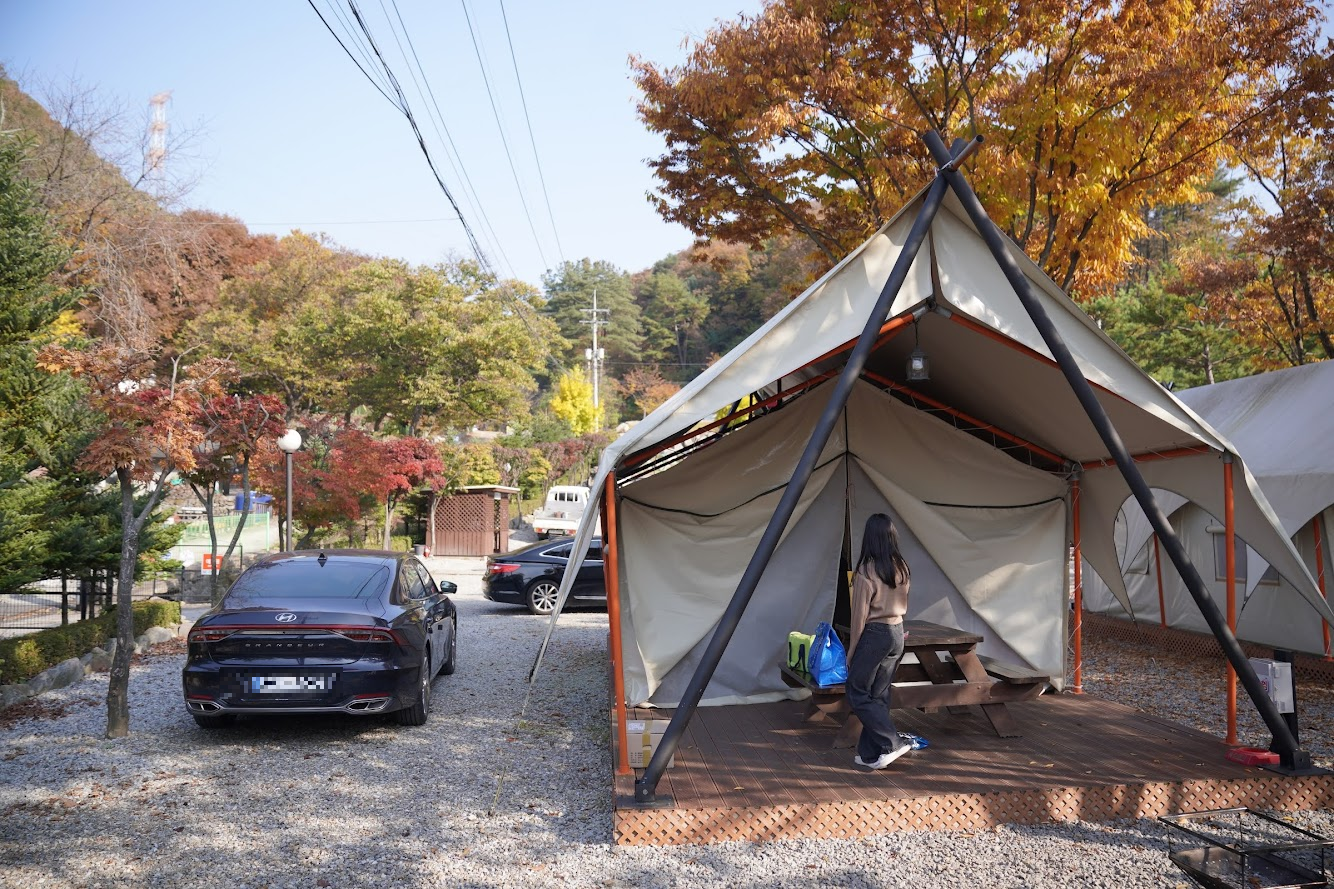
923, 129, 1313, 773
632, 173, 954, 804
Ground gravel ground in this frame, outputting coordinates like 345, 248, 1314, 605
1, 563, 1331, 889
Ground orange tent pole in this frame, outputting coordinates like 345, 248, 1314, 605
1080, 445, 1212, 471
1313, 514, 1329, 659
1224, 455, 1238, 745
603, 472, 630, 775
1153, 534, 1167, 628
1072, 476, 1084, 694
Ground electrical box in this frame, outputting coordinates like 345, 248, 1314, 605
1247, 657, 1295, 714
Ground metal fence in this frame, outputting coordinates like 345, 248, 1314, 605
0, 512, 275, 639
0, 574, 115, 639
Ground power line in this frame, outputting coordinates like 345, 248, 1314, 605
459, 0, 551, 271
324, 0, 391, 92
498, 0, 565, 264
382, 0, 518, 279
305, 1, 548, 341
345, 0, 493, 275
307, 0, 395, 106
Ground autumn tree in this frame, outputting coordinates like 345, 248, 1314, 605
192, 249, 556, 430
184, 393, 286, 601
1222, 63, 1334, 367
1, 73, 215, 350
186, 233, 360, 416
615, 365, 680, 419
632, 0, 1329, 298
549, 369, 600, 435
377, 436, 445, 548
39, 345, 232, 737
533, 433, 611, 489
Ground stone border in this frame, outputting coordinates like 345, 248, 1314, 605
0, 623, 183, 710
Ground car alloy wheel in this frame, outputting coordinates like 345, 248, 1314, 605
525, 579, 560, 615
395, 654, 431, 726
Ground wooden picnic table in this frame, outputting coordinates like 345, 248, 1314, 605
781, 619, 1049, 747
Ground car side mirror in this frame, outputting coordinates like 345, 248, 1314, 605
438, 580, 457, 595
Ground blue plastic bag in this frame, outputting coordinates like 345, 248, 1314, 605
808, 621, 848, 687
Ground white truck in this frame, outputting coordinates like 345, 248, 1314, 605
531, 485, 597, 538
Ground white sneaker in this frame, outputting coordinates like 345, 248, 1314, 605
864, 744, 911, 770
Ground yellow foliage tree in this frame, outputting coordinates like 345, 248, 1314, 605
550, 369, 601, 435
632, 0, 1328, 298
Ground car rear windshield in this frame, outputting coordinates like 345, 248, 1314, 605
227, 560, 392, 599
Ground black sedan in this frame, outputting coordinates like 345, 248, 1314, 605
483, 537, 604, 615
182, 550, 457, 728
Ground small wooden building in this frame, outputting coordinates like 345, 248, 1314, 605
430, 485, 519, 556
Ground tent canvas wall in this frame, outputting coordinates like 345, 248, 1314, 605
537, 184, 1330, 717
1084, 361, 1334, 655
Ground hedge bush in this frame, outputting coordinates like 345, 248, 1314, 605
0, 600, 181, 685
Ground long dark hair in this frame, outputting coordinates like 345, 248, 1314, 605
856, 513, 910, 587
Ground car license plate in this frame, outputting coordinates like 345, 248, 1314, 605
249, 675, 334, 694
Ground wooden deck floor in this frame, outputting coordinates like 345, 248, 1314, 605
612, 693, 1334, 845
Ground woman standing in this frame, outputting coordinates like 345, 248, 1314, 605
847, 513, 913, 769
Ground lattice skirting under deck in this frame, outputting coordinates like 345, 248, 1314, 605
614, 774, 1334, 845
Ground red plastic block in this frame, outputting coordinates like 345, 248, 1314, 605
1225, 746, 1280, 766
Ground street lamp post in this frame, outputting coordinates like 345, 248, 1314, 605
276, 429, 303, 552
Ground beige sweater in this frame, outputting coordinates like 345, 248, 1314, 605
848, 565, 909, 660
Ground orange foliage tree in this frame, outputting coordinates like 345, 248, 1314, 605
1219, 56, 1334, 367
184, 392, 287, 600
615, 366, 681, 418
632, 0, 1328, 297
38, 345, 234, 737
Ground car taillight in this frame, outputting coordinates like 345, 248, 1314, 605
487, 562, 521, 575
336, 628, 400, 643
188, 628, 233, 643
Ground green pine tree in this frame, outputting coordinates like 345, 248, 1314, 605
0, 132, 85, 593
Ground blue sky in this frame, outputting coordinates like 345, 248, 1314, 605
2, 1, 761, 288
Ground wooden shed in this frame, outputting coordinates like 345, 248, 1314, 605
429, 485, 519, 556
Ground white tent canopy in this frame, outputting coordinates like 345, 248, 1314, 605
536, 186, 1330, 708
1086, 361, 1334, 649
1177, 361, 1334, 539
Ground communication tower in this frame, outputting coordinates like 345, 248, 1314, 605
147, 91, 172, 175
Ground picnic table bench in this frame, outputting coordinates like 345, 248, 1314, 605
780, 619, 1050, 747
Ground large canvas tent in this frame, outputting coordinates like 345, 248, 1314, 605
1084, 360, 1334, 655
534, 147, 1331, 790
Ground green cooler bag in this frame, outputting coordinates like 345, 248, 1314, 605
787, 631, 815, 672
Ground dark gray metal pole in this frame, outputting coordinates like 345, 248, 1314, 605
634, 172, 954, 803
921, 130, 1312, 772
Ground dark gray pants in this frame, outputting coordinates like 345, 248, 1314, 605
846, 621, 905, 762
